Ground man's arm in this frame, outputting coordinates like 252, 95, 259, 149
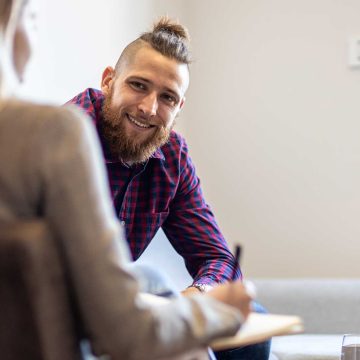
162, 137, 241, 291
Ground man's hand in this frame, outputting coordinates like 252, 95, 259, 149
206, 281, 252, 319
181, 282, 252, 319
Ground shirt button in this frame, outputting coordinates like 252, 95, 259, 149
120, 221, 126, 226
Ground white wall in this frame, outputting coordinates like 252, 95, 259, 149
19, 0, 173, 104
180, 0, 360, 278
20, 1, 360, 279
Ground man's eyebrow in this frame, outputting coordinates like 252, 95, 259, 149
163, 87, 180, 99
128, 76, 151, 84
129, 76, 181, 99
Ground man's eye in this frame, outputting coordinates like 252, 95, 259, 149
162, 94, 177, 105
130, 82, 146, 90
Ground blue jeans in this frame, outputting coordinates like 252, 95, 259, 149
213, 302, 271, 360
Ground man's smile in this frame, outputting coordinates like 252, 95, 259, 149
126, 114, 154, 130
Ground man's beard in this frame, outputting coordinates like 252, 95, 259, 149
101, 92, 173, 164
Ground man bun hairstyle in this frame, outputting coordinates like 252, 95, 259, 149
140, 16, 191, 65
152, 16, 189, 40
114, 16, 191, 73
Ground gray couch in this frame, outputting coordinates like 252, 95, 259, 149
253, 278, 360, 360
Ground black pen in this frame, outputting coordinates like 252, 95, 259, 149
231, 245, 242, 280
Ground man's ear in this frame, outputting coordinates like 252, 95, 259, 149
101, 66, 115, 96
179, 97, 186, 110
176, 97, 186, 118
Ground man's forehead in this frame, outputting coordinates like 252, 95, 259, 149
121, 45, 189, 95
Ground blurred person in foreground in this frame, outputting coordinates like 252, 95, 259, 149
0, 1, 254, 359
68, 16, 270, 360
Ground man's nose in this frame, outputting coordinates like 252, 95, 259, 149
139, 92, 158, 117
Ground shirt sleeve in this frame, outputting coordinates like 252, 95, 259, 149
162, 137, 242, 286
33, 105, 243, 360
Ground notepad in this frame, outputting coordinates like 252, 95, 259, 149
211, 312, 303, 350
138, 293, 304, 350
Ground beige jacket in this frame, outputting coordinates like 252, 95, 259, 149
0, 100, 243, 360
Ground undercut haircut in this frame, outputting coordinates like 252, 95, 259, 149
114, 16, 191, 73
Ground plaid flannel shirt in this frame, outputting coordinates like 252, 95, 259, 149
67, 88, 241, 285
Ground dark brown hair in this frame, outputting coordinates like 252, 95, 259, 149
115, 16, 191, 72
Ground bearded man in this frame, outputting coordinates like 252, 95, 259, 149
68, 17, 270, 360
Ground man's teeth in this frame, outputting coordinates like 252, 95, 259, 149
128, 115, 151, 128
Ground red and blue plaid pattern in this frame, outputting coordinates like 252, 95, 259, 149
68, 88, 241, 285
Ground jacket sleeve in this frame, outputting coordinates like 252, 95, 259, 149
33, 105, 243, 360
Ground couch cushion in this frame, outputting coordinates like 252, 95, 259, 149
253, 279, 360, 333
